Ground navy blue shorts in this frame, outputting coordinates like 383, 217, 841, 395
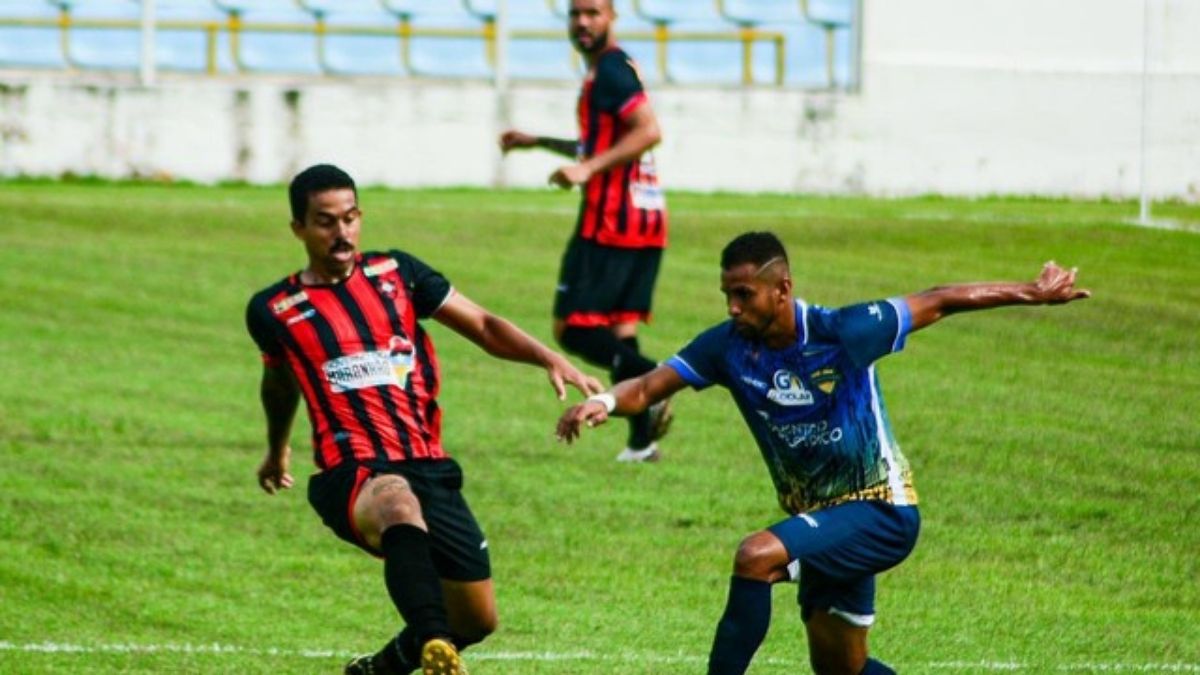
767, 501, 920, 626
307, 458, 491, 582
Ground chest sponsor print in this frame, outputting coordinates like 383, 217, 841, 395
322, 334, 415, 393
767, 369, 814, 407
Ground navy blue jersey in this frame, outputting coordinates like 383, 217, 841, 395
666, 298, 918, 514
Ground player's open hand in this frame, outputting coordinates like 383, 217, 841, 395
257, 448, 294, 495
499, 130, 537, 153
546, 354, 604, 401
1035, 261, 1091, 304
556, 399, 611, 444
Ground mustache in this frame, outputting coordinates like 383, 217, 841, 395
330, 240, 354, 253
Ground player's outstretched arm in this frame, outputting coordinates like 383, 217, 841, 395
434, 292, 604, 400
257, 364, 299, 495
499, 130, 578, 158
905, 261, 1091, 332
556, 365, 686, 444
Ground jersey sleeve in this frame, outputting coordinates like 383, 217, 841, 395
245, 295, 286, 367
665, 323, 731, 390
592, 51, 647, 118
391, 250, 453, 319
829, 298, 913, 368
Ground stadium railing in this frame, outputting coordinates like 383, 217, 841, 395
0, 0, 858, 88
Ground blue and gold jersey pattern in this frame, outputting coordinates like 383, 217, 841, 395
667, 299, 918, 515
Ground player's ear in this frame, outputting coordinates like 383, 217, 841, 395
775, 275, 792, 300
290, 219, 305, 238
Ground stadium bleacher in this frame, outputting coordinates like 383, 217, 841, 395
0, 0, 856, 87
303, 0, 406, 76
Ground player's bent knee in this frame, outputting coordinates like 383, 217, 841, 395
456, 613, 498, 647
357, 474, 425, 532
732, 531, 790, 581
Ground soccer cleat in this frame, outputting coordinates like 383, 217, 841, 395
420, 638, 466, 675
648, 397, 674, 441
616, 442, 660, 463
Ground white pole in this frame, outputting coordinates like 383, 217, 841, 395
494, 0, 511, 187
1137, 0, 1152, 225
139, 0, 157, 87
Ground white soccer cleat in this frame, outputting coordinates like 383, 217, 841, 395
616, 442, 661, 463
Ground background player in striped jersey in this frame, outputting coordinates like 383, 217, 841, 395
246, 164, 602, 675
556, 232, 1090, 674
500, 0, 672, 463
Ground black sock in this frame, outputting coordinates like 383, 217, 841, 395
373, 628, 419, 674
619, 336, 659, 449
861, 658, 897, 674
707, 576, 772, 675
559, 326, 655, 375
380, 524, 451, 645
614, 336, 655, 381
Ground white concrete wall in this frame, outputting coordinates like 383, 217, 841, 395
1, 0, 1197, 198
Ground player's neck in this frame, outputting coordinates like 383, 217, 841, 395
585, 39, 614, 68
301, 262, 355, 285
761, 304, 798, 350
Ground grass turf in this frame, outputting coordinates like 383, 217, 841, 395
0, 182, 1197, 673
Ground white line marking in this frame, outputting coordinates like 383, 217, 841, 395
404, 200, 1200, 233
2, 641, 1198, 671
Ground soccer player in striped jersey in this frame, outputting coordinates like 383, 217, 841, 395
556, 232, 1090, 674
500, 0, 672, 463
246, 164, 602, 675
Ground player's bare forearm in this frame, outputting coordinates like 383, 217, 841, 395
260, 366, 299, 458
537, 136, 580, 158
556, 366, 685, 443
436, 294, 602, 398
257, 366, 298, 494
551, 106, 662, 188
580, 114, 661, 177
500, 130, 577, 158
906, 261, 1090, 331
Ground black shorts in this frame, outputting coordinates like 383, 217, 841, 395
553, 237, 663, 327
307, 458, 491, 582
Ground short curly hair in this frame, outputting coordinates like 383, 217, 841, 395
288, 164, 357, 221
720, 231, 788, 270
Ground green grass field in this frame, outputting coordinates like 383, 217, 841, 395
1, 182, 1197, 674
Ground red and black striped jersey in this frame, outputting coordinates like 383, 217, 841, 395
246, 250, 452, 470
576, 46, 668, 250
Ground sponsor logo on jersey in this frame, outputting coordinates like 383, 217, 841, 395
363, 258, 399, 277
770, 420, 844, 449
388, 335, 415, 386
767, 369, 814, 406
811, 367, 841, 395
740, 375, 769, 391
323, 351, 401, 393
630, 182, 665, 211
272, 290, 308, 314
323, 334, 415, 394
286, 308, 316, 326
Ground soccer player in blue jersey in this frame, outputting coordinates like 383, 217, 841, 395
555, 231, 1090, 674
